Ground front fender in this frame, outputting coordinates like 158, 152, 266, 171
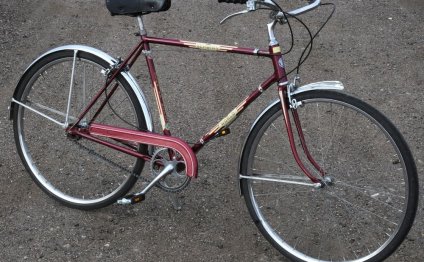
237, 81, 344, 196
291, 81, 344, 96
9, 45, 153, 132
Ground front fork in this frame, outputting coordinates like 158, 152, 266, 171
278, 84, 325, 185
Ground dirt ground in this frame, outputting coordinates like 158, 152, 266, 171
0, 0, 423, 261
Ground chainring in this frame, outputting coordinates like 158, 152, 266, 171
150, 147, 191, 193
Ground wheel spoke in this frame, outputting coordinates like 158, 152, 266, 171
241, 91, 416, 261
13, 51, 147, 209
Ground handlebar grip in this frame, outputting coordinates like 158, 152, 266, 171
218, 0, 247, 4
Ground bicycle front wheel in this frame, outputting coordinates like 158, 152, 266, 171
240, 90, 418, 261
12, 49, 148, 210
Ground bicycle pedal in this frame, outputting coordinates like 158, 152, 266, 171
117, 193, 145, 205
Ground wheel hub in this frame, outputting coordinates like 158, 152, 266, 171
323, 175, 335, 186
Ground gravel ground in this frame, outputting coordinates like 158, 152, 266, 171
0, 0, 423, 261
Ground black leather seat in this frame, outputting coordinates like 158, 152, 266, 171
106, 0, 171, 16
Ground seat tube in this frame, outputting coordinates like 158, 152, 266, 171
142, 39, 171, 135
137, 16, 170, 135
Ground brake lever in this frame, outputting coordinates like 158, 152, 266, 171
220, 0, 256, 25
220, 9, 250, 25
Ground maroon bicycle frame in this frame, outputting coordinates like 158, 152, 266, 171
68, 33, 322, 183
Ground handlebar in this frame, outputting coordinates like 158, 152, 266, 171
218, 0, 321, 17
218, 0, 247, 3
286, 0, 321, 16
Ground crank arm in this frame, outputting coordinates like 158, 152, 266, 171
117, 163, 174, 205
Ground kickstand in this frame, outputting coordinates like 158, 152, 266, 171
167, 193, 182, 210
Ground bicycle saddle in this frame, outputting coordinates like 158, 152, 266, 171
106, 0, 171, 16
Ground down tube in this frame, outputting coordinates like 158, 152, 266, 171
192, 74, 278, 153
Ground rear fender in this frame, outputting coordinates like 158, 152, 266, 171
9, 45, 153, 133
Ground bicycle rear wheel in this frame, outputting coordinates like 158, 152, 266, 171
12, 50, 148, 210
240, 90, 418, 261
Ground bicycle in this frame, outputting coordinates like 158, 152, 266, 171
9, 0, 418, 261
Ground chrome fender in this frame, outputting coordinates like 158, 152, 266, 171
237, 81, 344, 195
10, 45, 153, 132
291, 81, 344, 96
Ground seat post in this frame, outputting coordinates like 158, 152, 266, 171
137, 16, 147, 36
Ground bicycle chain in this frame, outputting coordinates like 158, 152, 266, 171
72, 140, 189, 193
72, 139, 146, 180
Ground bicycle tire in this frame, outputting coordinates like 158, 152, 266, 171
240, 90, 418, 261
12, 49, 148, 210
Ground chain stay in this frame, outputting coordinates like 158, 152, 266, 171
73, 140, 189, 193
